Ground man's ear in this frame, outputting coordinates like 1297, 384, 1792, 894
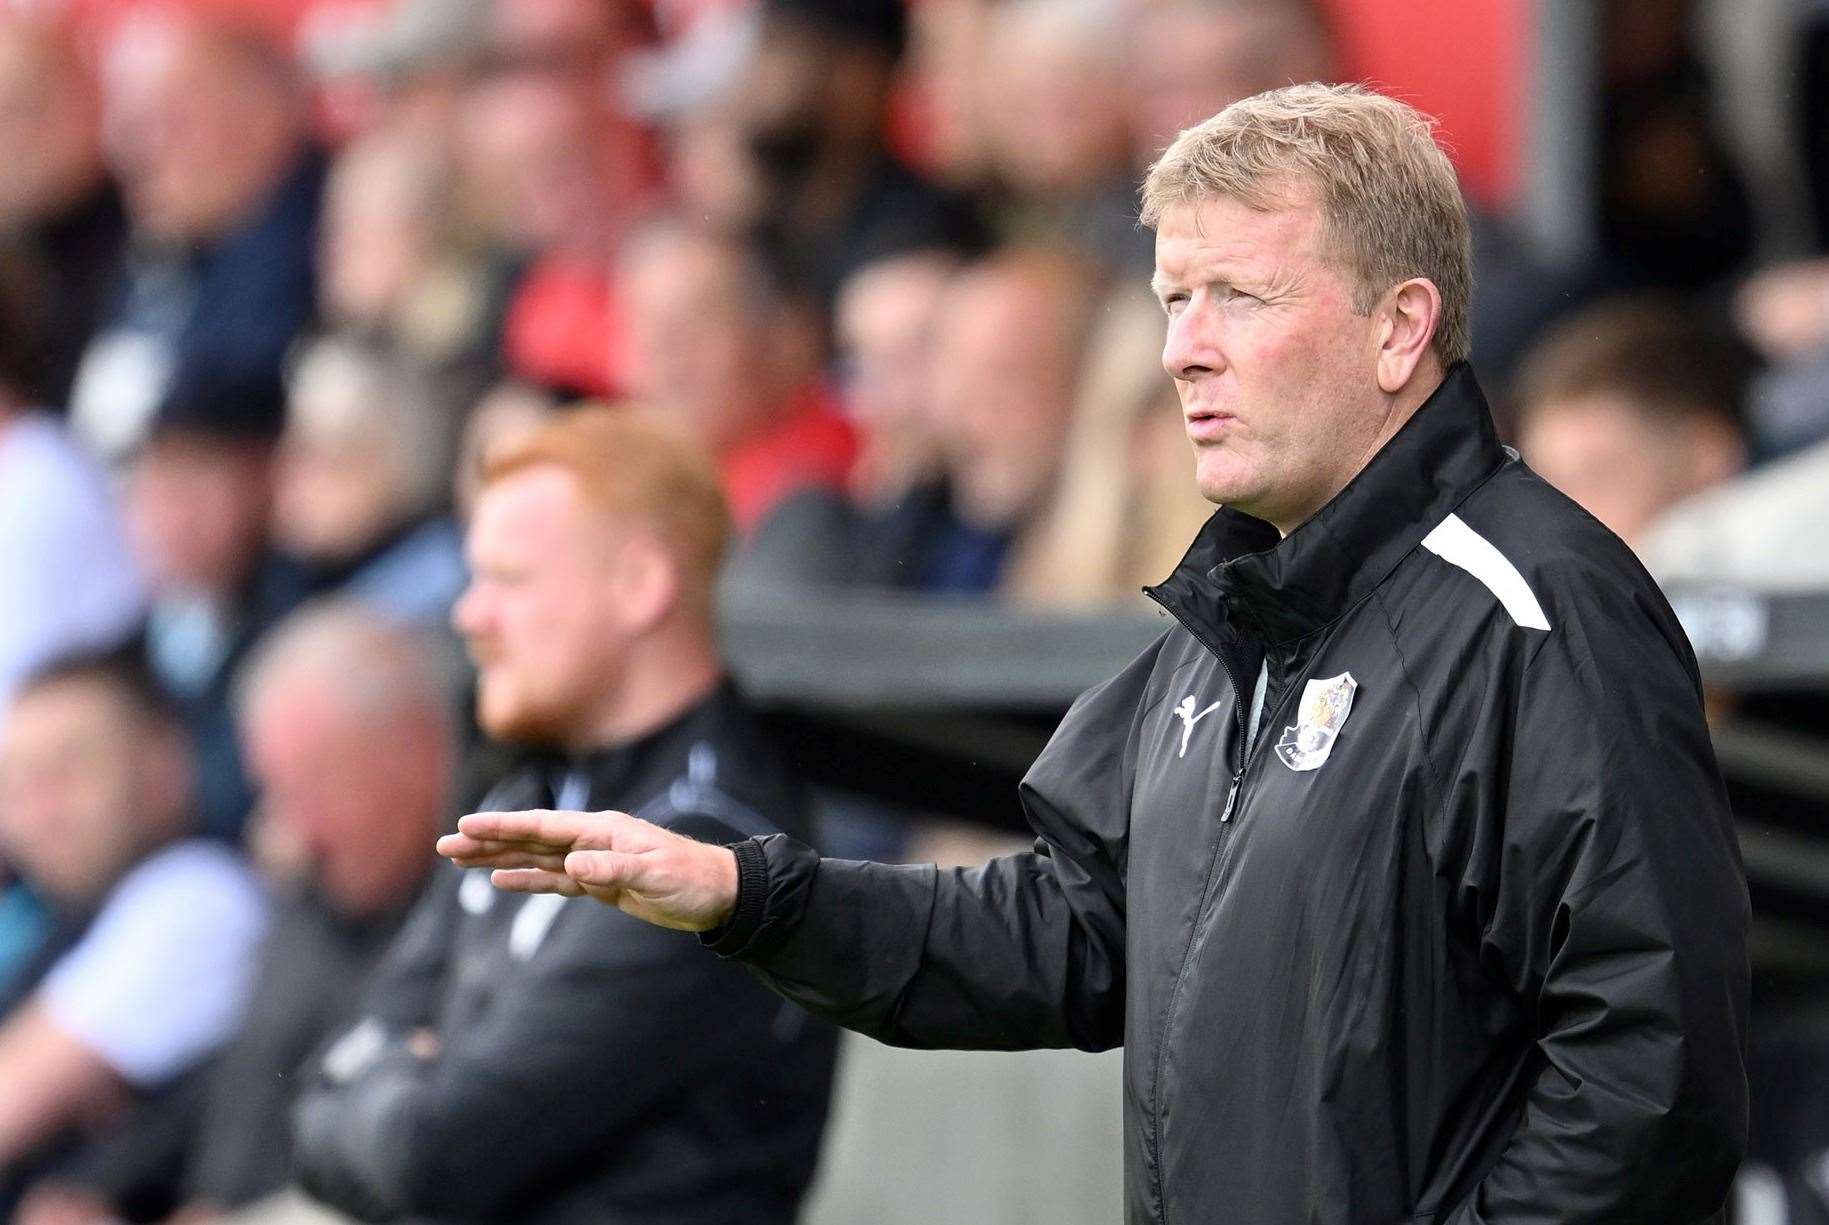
1375, 277, 1443, 394
610, 534, 683, 636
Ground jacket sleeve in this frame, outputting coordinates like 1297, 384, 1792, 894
293, 895, 772, 1222
706, 636, 1165, 1053
1440, 588, 1749, 1223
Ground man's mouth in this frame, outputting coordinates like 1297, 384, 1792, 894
1184, 409, 1236, 443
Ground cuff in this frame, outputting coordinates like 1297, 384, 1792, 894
700, 837, 770, 958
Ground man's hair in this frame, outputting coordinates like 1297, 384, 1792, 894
480, 405, 731, 618
14, 648, 183, 732
235, 599, 454, 733
1140, 81, 1472, 366
1511, 296, 1750, 431
286, 333, 449, 513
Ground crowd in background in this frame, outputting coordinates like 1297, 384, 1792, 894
2, 0, 1829, 1220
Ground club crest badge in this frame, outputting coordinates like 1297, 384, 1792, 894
1275, 672, 1358, 772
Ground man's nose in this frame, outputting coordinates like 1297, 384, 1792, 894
450, 585, 483, 637
1162, 305, 1222, 382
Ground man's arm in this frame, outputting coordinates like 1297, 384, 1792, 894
442, 637, 1163, 1053
292, 889, 806, 1222
1440, 607, 1748, 1222
0, 1001, 128, 1168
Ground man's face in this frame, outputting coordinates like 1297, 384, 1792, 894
929, 266, 1079, 528
0, 680, 164, 905
451, 466, 633, 748
102, 28, 283, 244
1128, 4, 1330, 166
242, 676, 430, 914
1154, 194, 1386, 531
124, 434, 273, 598
836, 257, 952, 481
618, 236, 775, 453
1519, 392, 1737, 549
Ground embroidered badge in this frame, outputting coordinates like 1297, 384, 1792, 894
1274, 672, 1358, 772
1172, 694, 1223, 759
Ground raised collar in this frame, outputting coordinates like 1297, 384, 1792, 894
1148, 362, 1508, 648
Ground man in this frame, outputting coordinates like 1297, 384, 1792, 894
14, 603, 452, 1223
69, 11, 322, 461
273, 336, 466, 629
1511, 295, 1748, 550
723, 0, 984, 304
617, 222, 856, 534
123, 375, 313, 841
0, 656, 266, 1213
295, 408, 836, 1224
443, 85, 1750, 1222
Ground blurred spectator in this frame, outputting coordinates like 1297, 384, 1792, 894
1596, 0, 1754, 292
460, 40, 658, 397
1511, 296, 1749, 551
18, 605, 452, 1224
0, 656, 266, 1215
1734, 257, 1829, 459
0, 16, 128, 408
487, 0, 654, 76
453, 379, 560, 521
837, 250, 958, 511
929, 248, 1099, 595
617, 221, 856, 533
293, 408, 836, 1224
724, 0, 983, 301
1126, 0, 1334, 165
0, 252, 143, 712
1007, 284, 1215, 608
123, 379, 314, 841
274, 335, 466, 629
318, 125, 511, 411
738, 246, 1094, 597
69, 11, 323, 461
979, 0, 1145, 272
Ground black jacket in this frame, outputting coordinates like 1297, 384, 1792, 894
709, 365, 1750, 1223
293, 682, 838, 1225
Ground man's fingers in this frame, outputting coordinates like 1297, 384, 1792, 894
455, 808, 644, 850
564, 849, 640, 889
490, 868, 587, 897
437, 836, 569, 873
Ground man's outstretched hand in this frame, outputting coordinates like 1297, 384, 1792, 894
436, 810, 740, 932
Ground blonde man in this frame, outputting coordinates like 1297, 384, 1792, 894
445, 86, 1748, 1223
297, 408, 836, 1225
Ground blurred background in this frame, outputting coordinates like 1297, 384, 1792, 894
0, 0, 1827, 1221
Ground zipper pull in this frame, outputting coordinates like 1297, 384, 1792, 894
1220, 766, 1244, 823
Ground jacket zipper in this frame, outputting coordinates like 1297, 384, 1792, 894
1143, 590, 1267, 1223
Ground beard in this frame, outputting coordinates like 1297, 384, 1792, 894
474, 672, 594, 750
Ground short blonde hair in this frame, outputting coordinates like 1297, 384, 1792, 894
481, 405, 731, 618
1141, 82, 1472, 366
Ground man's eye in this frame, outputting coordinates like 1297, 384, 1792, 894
1162, 294, 1188, 314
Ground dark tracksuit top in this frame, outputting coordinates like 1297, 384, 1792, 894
292, 682, 838, 1225
708, 364, 1750, 1223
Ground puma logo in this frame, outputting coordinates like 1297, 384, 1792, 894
1173, 695, 1223, 759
